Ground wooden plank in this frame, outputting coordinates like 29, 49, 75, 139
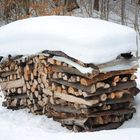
87, 108, 136, 117
6, 94, 28, 100
0, 78, 25, 90
83, 122, 123, 132
129, 87, 140, 96
53, 92, 99, 106
0, 70, 17, 78
50, 104, 81, 114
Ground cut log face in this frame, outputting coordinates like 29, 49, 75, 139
0, 52, 139, 132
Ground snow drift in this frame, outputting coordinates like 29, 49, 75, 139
0, 16, 137, 64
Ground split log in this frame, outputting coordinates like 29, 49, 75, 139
54, 117, 88, 127
51, 79, 96, 93
94, 81, 136, 96
17, 88, 22, 94
80, 69, 136, 85
83, 122, 122, 132
87, 108, 136, 117
53, 92, 99, 106
68, 87, 75, 94
24, 64, 34, 81
113, 76, 120, 83
67, 81, 136, 98
43, 89, 53, 96
100, 94, 107, 101
83, 95, 134, 108
8, 99, 18, 107
96, 82, 105, 89
49, 66, 99, 79
51, 72, 80, 83
20, 98, 27, 106
108, 93, 115, 99
104, 83, 110, 89
105, 94, 134, 105
130, 74, 137, 80
73, 125, 83, 132
50, 105, 81, 114
115, 91, 123, 99
122, 77, 128, 82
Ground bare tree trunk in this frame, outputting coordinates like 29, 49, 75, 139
94, 0, 99, 11
134, 0, 139, 31
106, 0, 110, 20
89, 0, 94, 17
100, 0, 104, 19
24, 0, 30, 16
4, 0, 9, 23
65, 0, 79, 12
100, 0, 108, 20
121, 0, 125, 25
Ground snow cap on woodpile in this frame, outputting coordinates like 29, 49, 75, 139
0, 16, 137, 65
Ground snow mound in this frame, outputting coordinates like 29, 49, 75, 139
0, 16, 137, 64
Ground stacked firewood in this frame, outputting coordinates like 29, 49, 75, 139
0, 51, 139, 132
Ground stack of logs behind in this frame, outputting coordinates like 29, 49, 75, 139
0, 53, 139, 132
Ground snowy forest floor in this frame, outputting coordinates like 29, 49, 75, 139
0, 69, 140, 140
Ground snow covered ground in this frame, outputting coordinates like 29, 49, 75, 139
0, 69, 140, 140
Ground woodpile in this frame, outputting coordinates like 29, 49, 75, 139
0, 50, 139, 132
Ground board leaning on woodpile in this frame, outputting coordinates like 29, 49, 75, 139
0, 50, 139, 132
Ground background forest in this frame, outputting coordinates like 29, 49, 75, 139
0, 0, 140, 33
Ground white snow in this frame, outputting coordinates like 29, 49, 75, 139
0, 16, 137, 65
53, 56, 93, 73
53, 56, 139, 73
99, 59, 139, 72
